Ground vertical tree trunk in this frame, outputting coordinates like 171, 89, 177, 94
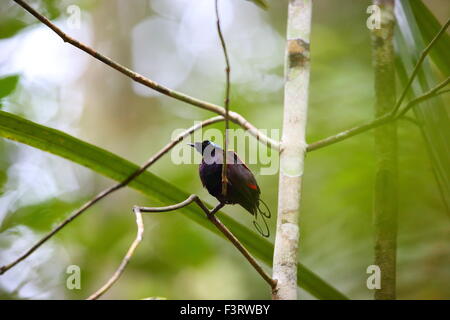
371, 0, 398, 300
272, 0, 312, 300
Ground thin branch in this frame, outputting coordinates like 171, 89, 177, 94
395, 76, 449, 118
87, 206, 144, 300
137, 195, 201, 213
307, 77, 449, 152
215, 0, 231, 196
0, 116, 223, 275
137, 195, 277, 289
306, 114, 392, 152
10, 1, 449, 154
12, 0, 279, 151
399, 115, 422, 127
307, 16, 450, 152
391, 17, 450, 115
435, 88, 450, 96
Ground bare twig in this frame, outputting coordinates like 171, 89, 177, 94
391, 17, 450, 115
0, 117, 223, 275
306, 113, 392, 152
87, 206, 144, 300
307, 77, 449, 152
307, 16, 450, 152
435, 88, 450, 96
137, 195, 276, 289
395, 76, 449, 118
12, 0, 279, 150
399, 115, 421, 127
215, 0, 231, 196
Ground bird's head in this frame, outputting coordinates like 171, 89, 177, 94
188, 140, 222, 157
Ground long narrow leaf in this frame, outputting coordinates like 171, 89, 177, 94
408, 0, 450, 75
395, 0, 450, 213
0, 110, 348, 300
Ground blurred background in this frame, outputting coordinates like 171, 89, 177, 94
0, 0, 449, 299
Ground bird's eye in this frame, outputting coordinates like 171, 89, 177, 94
202, 141, 210, 151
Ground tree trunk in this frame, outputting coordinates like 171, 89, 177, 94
371, 0, 398, 300
272, 0, 312, 300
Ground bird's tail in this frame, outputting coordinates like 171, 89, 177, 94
253, 199, 271, 238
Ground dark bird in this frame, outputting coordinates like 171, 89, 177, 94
189, 140, 271, 237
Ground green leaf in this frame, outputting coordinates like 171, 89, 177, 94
245, 0, 268, 10
0, 110, 348, 300
0, 0, 64, 40
0, 18, 28, 39
408, 0, 450, 75
0, 75, 20, 99
0, 198, 78, 232
395, 0, 450, 212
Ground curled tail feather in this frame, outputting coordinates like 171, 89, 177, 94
253, 199, 271, 238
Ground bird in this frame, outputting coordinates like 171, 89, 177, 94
189, 140, 271, 237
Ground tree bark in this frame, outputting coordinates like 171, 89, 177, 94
371, 0, 398, 300
272, 0, 312, 300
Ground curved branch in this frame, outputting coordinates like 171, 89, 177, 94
136, 195, 277, 290
0, 116, 223, 275
12, 0, 279, 151
87, 206, 144, 300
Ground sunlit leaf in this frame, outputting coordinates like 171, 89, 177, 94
0, 110, 348, 300
0, 75, 20, 99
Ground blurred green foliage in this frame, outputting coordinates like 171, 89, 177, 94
0, 110, 347, 299
0, 0, 62, 39
0, 0, 449, 300
0, 75, 19, 100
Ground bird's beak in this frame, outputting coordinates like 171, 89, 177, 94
189, 142, 203, 154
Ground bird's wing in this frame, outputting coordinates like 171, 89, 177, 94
226, 152, 260, 214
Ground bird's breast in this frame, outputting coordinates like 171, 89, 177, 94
199, 162, 222, 192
